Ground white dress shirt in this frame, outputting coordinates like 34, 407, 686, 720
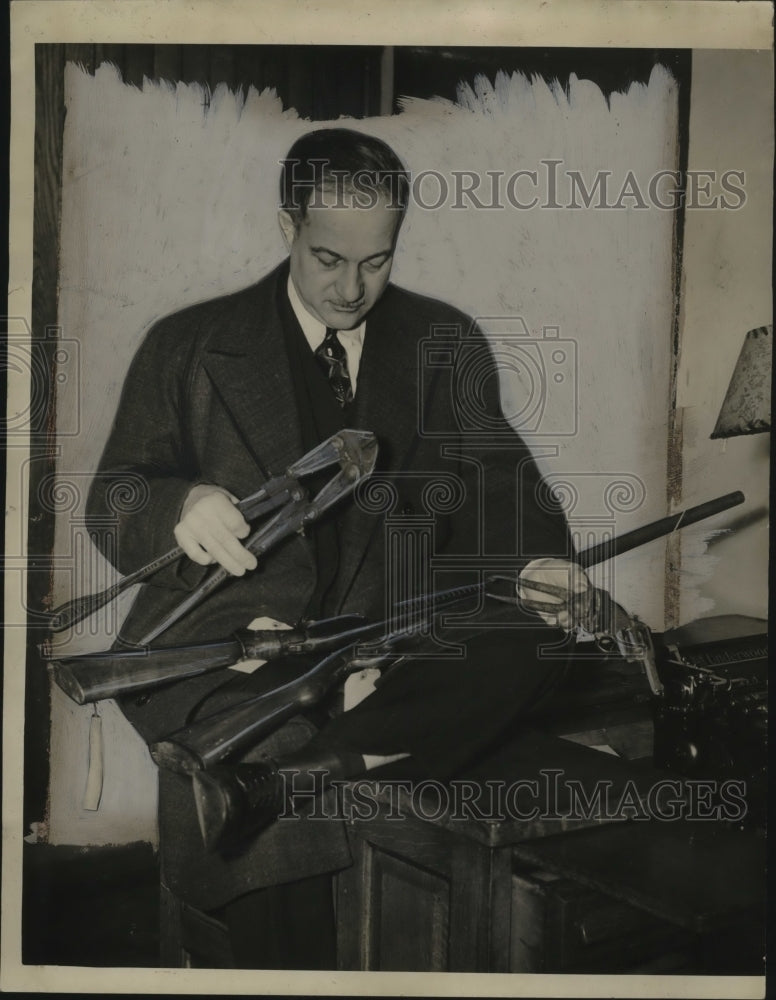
287, 276, 366, 393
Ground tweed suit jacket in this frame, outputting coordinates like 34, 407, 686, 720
86, 260, 574, 906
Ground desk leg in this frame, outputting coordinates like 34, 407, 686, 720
159, 881, 189, 968
336, 814, 512, 972
335, 824, 453, 971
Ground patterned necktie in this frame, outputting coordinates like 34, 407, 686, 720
315, 327, 354, 407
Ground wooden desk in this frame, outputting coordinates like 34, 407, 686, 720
335, 730, 765, 973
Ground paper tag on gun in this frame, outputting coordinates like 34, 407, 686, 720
228, 616, 292, 673
343, 667, 381, 711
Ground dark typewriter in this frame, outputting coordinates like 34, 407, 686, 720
653, 615, 767, 823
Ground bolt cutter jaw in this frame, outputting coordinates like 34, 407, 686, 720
288, 428, 378, 479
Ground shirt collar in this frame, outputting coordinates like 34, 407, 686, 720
286, 275, 365, 352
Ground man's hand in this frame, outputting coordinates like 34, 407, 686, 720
518, 557, 592, 631
174, 484, 258, 576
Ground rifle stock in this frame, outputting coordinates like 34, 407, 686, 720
149, 646, 386, 774
50, 636, 246, 705
47, 614, 378, 706
49, 631, 301, 705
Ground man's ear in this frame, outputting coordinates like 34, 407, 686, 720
277, 210, 298, 250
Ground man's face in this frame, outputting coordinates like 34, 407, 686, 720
279, 189, 402, 330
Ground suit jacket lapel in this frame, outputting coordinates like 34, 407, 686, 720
201, 263, 306, 484
352, 289, 422, 473
200, 263, 315, 584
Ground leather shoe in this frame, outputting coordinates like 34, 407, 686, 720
192, 758, 286, 852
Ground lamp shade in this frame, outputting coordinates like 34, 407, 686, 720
710, 325, 772, 439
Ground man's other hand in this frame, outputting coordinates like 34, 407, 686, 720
518, 557, 592, 631
174, 484, 258, 576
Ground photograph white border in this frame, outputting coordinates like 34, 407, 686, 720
4, 2, 772, 996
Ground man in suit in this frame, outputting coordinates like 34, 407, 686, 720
87, 128, 589, 967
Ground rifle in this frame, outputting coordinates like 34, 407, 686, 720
146, 490, 745, 775
149, 585, 484, 773
50, 614, 367, 705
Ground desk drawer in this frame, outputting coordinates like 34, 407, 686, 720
511, 868, 692, 972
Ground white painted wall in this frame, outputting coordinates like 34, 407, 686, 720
47, 62, 679, 844
676, 49, 773, 623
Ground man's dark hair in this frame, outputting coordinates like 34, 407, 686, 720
280, 128, 410, 226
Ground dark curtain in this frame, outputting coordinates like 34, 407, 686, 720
51, 44, 384, 120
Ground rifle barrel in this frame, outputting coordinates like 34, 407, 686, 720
578, 491, 744, 569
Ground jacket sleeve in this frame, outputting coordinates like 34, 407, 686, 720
85, 316, 209, 590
